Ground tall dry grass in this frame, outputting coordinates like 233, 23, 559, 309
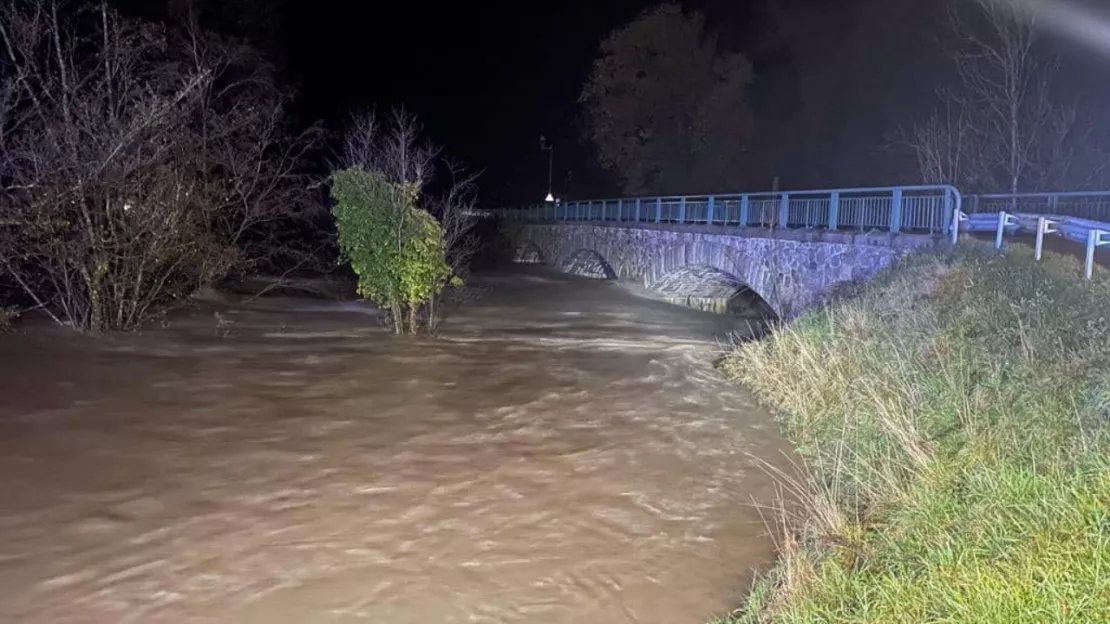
715, 242, 1110, 623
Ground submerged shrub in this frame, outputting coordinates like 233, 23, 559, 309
330, 167, 453, 334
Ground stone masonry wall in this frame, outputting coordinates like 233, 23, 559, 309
511, 222, 940, 318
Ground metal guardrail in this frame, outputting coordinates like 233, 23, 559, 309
952, 209, 1110, 279
503, 185, 963, 235
966, 191, 1110, 222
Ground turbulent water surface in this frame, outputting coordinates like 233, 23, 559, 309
0, 266, 788, 623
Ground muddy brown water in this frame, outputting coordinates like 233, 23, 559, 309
0, 266, 788, 624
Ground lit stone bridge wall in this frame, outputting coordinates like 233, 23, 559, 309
510, 222, 941, 318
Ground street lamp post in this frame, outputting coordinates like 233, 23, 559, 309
540, 135, 554, 203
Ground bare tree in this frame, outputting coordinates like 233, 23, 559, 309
170, 10, 326, 275
424, 156, 482, 332
0, 0, 322, 332
430, 157, 482, 277
341, 109, 437, 190
893, 87, 983, 188
899, 0, 1088, 194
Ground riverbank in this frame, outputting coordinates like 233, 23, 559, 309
717, 242, 1110, 622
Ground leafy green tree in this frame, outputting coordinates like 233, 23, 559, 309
338, 109, 478, 333
330, 167, 453, 335
580, 3, 754, 195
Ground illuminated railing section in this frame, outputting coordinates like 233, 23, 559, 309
502, 185, 1110, 280
505, 185, 963, 235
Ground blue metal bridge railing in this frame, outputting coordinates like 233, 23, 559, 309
504, 185, 963, 235
502, 185, 1110, 280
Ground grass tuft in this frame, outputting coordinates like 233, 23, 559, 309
715, 241, 1110, 624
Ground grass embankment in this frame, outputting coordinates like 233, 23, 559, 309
718, 242, 1110, 623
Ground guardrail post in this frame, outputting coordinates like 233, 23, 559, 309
739, 194, 749, 227
995, 211, 1014, 249
1086, 230, 1108, 279
778, 193, 790, 228
655, 198, 662, 223
942, 191, 954, 235
679, 197, 687, 224
634, 198, 641, 222
828, 191, 840, 231
950, 208, 965, 244
617, 199, 623, 222
707, 196, 716, 225
1035, 217, 1059, 261
890, 187, 903, 233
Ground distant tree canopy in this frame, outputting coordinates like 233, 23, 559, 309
579, 3, 754, 196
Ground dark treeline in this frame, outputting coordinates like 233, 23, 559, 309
108, 0, 1110, 202
0, 0, 477, 333
14, 0, 1110, 211
574, 0, 1110, 199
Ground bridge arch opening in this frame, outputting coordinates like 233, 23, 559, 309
513, 242, 546, 265
649, 265, 777, 319
561, 249, 617, 280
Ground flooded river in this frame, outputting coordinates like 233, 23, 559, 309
0, 266, 787, 623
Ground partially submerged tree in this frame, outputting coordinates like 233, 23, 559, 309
330, 168, 452, 335
579, 3, 754, 195
0, 0, 321, 332
333, 110, 479, 334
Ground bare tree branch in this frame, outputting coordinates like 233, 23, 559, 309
0, 0, 324, 332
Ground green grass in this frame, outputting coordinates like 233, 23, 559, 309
715, 242, 1110, 623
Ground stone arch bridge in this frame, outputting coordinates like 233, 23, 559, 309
510, 223, 938, 318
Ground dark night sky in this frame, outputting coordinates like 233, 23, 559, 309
282, 0, 724, 203
117, 0, 691, 202
112, 0, 930, 203
110, 0, 1110, 203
